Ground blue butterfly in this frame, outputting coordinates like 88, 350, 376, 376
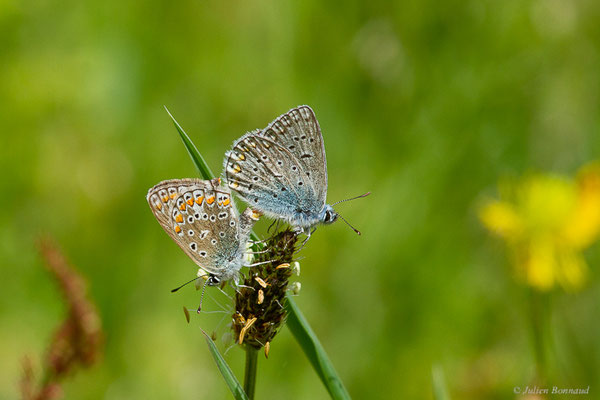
223, 105, 369, 237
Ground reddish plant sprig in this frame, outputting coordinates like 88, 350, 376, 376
20, 238, 103, 400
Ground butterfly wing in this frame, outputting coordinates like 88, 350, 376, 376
260, 105, 327, 203
146, 178, 243, 278
223, 106, 327, 224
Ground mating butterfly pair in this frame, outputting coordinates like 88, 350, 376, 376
147, 105, 365, 288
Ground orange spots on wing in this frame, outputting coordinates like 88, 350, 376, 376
175, 226, 182, 234
207, 196, 215, 205
196, 196, 204, 205
179, 204, 186, 211
223, 198, 231, 206
175, 214, 184, 223
162, 196, 169, 203
170, 193, 177, 199
155, 203, 162, 211
187, 199, 194, 206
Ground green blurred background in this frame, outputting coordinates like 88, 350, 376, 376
2, 0, 600, 398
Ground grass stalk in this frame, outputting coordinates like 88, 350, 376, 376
244, 346, 259, 399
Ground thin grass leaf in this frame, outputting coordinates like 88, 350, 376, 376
164, 106, 216, 180
285, 295, 351, 400
432, 365, 451, 400
165, 111, 261, 242
202, 330, 249, 400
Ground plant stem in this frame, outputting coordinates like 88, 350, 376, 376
244, 346, 258, 399
528, 289, 548, 385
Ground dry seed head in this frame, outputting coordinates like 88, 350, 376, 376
232, 229, 299, 349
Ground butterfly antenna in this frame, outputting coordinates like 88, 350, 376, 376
171, 277, 200, 293
332, 191, 371, 206
337, 212, 362, 235
197, 278, 210, 313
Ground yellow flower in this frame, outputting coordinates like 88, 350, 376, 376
478, 162, 600, 291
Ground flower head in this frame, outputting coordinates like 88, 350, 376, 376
233, 229, 298, 350
479, 162, 600, 291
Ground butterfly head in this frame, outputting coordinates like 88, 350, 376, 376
207, 274, 222, 286
320, 204, 339, 225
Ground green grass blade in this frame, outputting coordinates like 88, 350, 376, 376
164, 106, 216, 180
164, 110, 260, 242
432, 365, 451, 400
202, 330, 249, 400
285, 295, 351, 400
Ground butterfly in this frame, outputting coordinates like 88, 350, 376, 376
146, 177, 261, 289
223, 105, 368, 237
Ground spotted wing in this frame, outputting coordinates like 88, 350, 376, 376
260, 106, 327, 203
223, 106, 327, 220
146, 178, 241, 276
224, 132, 324, 221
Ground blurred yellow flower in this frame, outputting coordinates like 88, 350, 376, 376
479, 162, 600, 291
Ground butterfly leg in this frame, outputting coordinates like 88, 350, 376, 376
295, 227, 316, 252
266, 219, 278, 234
244, 259, 275, 267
